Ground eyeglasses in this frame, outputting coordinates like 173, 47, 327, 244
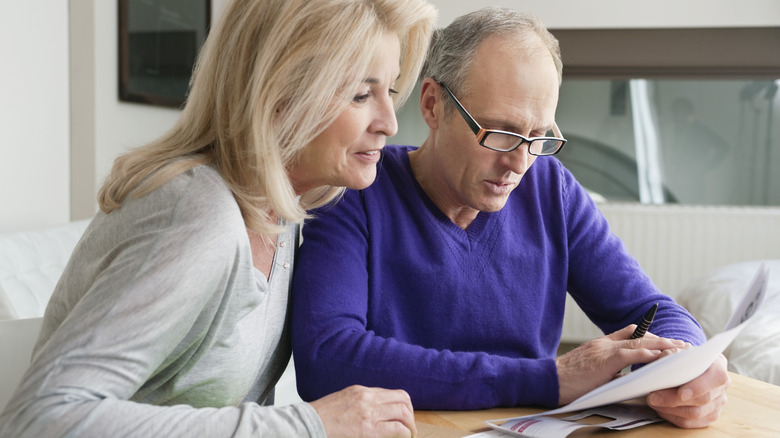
439, 82, 567, 156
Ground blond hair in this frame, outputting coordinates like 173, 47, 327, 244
99, 0, 436, 235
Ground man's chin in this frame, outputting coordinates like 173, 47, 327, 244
475, 196, 510, 213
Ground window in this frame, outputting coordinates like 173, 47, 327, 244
556, 78, 779, 206
552, 28, 780, 206
393, 28, 780, 206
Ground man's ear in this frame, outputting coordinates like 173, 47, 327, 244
419, 77, 441, 130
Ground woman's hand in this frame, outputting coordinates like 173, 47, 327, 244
310, 385, 416, 437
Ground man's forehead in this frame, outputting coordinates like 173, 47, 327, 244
467, 34, 555, 83
479, 31, 547, 58
461, 38, 560, 131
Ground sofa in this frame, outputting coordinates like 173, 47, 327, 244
2, 220, 777, 412
0, 219, 302, 410
0, 219, 90, 409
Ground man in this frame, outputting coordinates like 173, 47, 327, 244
291, 7, 730, 429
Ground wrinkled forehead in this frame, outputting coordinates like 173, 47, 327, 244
460, 32, 558, 89
461, 34, 560, 122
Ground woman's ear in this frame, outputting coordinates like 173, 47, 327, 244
419, 77, 441, 130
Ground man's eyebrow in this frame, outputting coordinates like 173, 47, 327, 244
481, 117, 553, 136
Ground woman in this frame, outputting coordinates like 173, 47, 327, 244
0, 0, 436, 436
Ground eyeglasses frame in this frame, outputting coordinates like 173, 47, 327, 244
438, 82, 567, 156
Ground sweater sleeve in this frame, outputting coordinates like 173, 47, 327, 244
559, 163, 706, 346
291, 191, 559, 410
0, 170, 325, 438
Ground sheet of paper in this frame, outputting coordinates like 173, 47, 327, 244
482, 404, 663, 438
485, 263, 769, 436
723, 262, 769, 331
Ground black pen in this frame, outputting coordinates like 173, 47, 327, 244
630, 303, 658, 339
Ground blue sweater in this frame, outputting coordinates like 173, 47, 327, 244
291, 145, 705, 410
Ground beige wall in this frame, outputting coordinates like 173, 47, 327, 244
433, 0, 780, 28
2, 0, 778, 231
70, 0, 182, 222
76, 0, 780, 221
0, 0, 70, 232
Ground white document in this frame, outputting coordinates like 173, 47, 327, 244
483, 263, 769, 438
476, 404, 663, 438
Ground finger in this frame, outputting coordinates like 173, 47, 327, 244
649, 376, 731, 410
615, 344, 663, 367
609, 326, 686, 350
374, 420, 413, 438
649, 387, 715, 408
373, 400, 416, 435
370, 388, 414, 406
369, 389, 416, 435
640, 330, 660, 339
628, 336, 686, 351
657, 347, 685, 359
654, 356, 730, 407
651, 393, 727, 428
608, 325, 639, 340
679, 356, 731, 400
656, 405, 723, 429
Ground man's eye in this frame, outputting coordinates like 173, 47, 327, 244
389, 88, 399, 96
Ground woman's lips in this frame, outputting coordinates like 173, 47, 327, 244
355, 148, 382, 162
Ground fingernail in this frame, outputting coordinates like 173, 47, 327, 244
649, 393, 661, 404
681, 388, 693, 401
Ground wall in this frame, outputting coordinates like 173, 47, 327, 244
70, 0, 183, 222
0, 0, 70, 232
433, 0, 780, 28
2, 0, 779, 232
85, 0, 780, 215
73, 0, 230, 221
393, 0, 780, 147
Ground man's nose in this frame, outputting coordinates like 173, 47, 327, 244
502, 144, 532, 174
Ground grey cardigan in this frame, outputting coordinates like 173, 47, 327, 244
0, 165, 324, 437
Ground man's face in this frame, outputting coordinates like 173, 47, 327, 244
428, 34, 560, 216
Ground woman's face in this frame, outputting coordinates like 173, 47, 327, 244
289, 32, 401, 194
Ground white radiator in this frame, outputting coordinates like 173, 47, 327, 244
561, 203, 780, 343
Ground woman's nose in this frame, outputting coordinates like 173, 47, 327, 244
373, 95, 398, 137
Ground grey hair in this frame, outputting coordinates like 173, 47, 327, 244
422, 7, 562, 114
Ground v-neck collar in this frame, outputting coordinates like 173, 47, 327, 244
254, 216, 287, 284
400, 148, 502, 251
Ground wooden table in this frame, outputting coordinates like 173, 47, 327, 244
415, 372, 780, 437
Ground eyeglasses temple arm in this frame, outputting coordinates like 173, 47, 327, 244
439, 83, 483, 136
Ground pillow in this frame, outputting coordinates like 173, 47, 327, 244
678, 260, 780, 385
0, 283, 19, 320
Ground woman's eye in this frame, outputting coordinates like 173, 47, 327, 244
353, 87, 396, 103
353, 93, 370, 103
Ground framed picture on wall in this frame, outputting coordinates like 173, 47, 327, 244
118, 0, 211, 108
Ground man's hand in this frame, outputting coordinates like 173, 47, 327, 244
647, 354, 731, 428
555, 325, 686, 405
310, 385, 417, 438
